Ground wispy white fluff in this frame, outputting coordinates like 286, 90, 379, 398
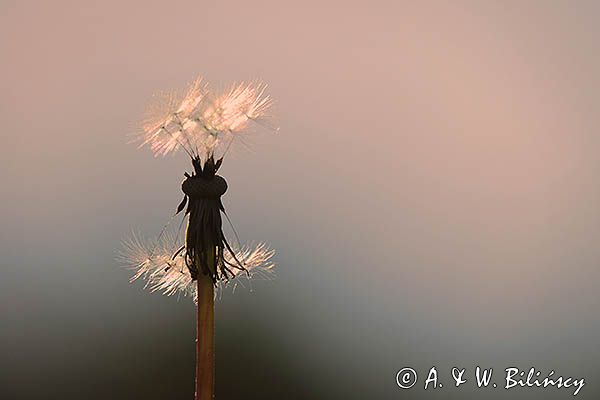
119, 233, 275, 303
137, 76, 274, 159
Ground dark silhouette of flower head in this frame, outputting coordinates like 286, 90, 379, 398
124, 75, 276, 293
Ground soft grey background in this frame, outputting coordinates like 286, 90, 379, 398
1, 1, 599, 399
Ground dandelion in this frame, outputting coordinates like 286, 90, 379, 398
137, 77, 273, 160
120, 234, 275, 301
123, 75, 276, 400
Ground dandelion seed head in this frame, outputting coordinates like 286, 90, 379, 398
175, 77, 208, 117
136, 76, 274, 161
202, 82, 273, 134
120, 233, 275, 302
141, 92, 180, 135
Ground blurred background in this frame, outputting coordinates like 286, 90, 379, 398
1, 1, 599, 399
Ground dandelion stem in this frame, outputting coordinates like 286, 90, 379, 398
195, 255, 215, 400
